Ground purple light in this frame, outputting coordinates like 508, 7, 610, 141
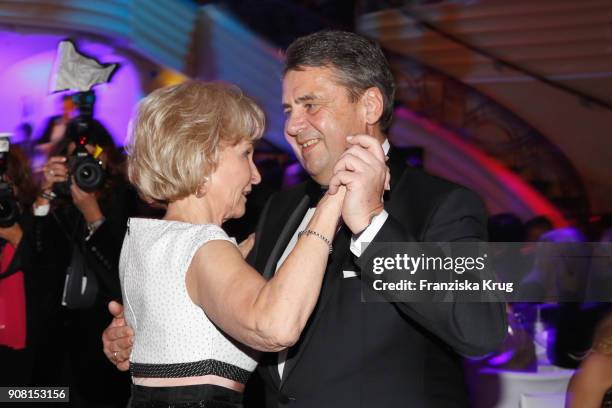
0, 31, 143, 147
488, 350, 515, 366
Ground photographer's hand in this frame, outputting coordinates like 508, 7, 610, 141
37, 156, 68, 207
71, 181, 103, 224
41, 156, 68, 191
0, 223, 23, 247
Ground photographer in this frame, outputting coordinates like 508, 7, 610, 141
35, 121, 135, 407
0, 145, 40, 386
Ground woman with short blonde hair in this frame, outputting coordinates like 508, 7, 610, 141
128, 81, 264, 205
115, 81, 346, 408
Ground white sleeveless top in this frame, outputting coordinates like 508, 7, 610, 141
119, 218, 258, 384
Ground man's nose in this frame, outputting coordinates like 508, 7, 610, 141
285, 110, 305, 138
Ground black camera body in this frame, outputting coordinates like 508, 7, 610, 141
0, 135, 19, 228
52, 91, 106, 198
0, 181, 19, 228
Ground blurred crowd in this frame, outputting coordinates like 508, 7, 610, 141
0, 93, 140, 407
484, 212, 612, 369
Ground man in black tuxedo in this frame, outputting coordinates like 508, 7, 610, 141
103, 30, 506, 407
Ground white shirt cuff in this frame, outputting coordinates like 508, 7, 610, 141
350, 210, 389, 257
33, 203, 50, 217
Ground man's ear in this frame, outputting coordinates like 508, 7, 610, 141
362, 87, 384, 126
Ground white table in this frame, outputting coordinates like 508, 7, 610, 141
471, 366, 574, 408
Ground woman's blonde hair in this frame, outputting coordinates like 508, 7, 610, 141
127, 81, 264, 205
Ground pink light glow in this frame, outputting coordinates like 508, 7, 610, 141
396, 108, 568, 228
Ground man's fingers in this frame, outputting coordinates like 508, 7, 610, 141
108, 301, 124, 319
346, 135, 386, 162
109, 336, 134, 353
343, 145, 384, 167
328, 170, 358, 192
104, 338, 131, 359
238, 233, 256, 258
105, 325, 134, 342
116, 360, 131, 372
332, 153, 368, 175
104, 346, 131, 370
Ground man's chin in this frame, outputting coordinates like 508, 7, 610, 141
309, 172, 332, 187
303, 162, 331, 184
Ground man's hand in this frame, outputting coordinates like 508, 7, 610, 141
102, 301, 134, 372
328, 135, 389, 234
238, 233, 256, 259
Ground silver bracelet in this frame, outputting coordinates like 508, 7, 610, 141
39, 190, 56, 201
298, 229, 333, 254
86, 217, 106, 237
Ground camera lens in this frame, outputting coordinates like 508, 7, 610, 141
74, 157, 105, 192
0, 196, 18, 228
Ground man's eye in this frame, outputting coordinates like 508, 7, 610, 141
305, 104, 319, 113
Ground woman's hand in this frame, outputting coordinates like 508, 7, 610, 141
71, 180, 103, 224
318, 185, 347, 220
41, 156, 68, 192
0, 223, 23, 247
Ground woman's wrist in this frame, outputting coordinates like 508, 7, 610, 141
35, 196, 51, 207
81, 205, 104, 224
308, 208, 340, 239
86, 216, 105, 237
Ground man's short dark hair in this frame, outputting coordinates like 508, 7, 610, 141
284, 31, 396, 132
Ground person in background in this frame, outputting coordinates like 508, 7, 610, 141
488, 212, 526, 243
567, 313, 612, 408
32, 94, 78, 171
0, 146, 39, 386
13, 123, 35, 157
524, 215, 553, 242
34, 124, 137, 407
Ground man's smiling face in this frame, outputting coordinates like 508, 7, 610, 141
282, 66, 367, 186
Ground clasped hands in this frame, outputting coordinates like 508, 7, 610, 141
327, 134, 390, 235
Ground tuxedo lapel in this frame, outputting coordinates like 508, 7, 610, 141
262, 195, 309, 279
257, 191, 310, 386
385, 145, 410, 200
280, 224, 352, 386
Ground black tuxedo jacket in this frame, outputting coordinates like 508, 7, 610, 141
246, 147, 507, 408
